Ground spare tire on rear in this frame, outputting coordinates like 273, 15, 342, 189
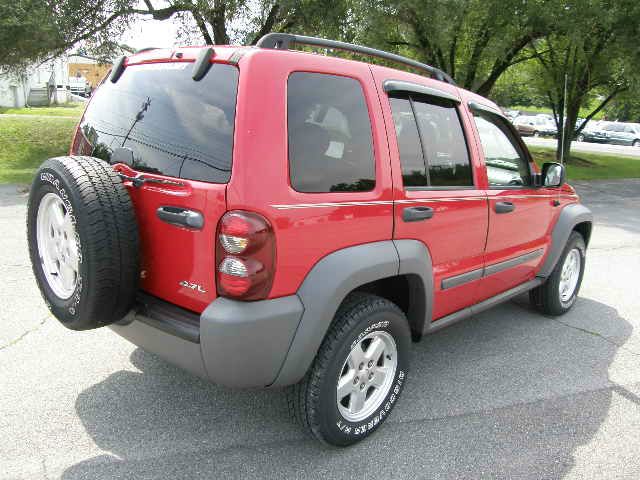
27, 156, 139, 330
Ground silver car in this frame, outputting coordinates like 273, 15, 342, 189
598, 123, 640, 147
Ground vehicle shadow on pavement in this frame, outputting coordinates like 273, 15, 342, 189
62, 297, 632, 479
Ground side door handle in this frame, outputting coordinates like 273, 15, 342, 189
157, 206, 204, 229
403, 206, 434, 222
494, 201, 515, 214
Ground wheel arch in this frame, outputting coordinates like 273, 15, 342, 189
270, 239, 432, 387
538, 203, 593, 278
573, 221, 592, 246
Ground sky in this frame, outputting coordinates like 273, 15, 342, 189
119, 16, 183, 50
116, 0, 256, 50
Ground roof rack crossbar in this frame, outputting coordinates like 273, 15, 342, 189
256, 33, 455, 85
134, 47, 159, 54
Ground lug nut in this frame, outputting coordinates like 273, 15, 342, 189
368, 361, 373, 368
360, 383, 365, 390
368, 372, 374, 380
359, 362, 364, 370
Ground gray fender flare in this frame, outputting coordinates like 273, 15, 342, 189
270, 239, 432, 387
538, 203, 593, 278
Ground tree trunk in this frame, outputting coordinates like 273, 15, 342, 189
556, 100, 580, 162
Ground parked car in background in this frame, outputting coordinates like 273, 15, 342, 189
505, 109, 520, 120
576, 121, 609, 143
599, 122, 640, 147
513, 115, 557, 137
68, 75, 91, 97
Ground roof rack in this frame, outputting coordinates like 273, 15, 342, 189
256, 33, 456, 85
134, 47, 159, 54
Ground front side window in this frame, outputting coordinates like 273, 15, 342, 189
389, 94, 472, 188
473, 112, 531, 187
287, 72, 375, 193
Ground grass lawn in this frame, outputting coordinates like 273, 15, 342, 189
0, 102, 85, 118
529, 146, 640, 180
0, 116, 77, 184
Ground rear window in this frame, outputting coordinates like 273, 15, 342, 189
75, 62, 239, 183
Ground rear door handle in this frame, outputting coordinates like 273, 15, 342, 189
157, 206, 204, 229
494, 201, 515, 214
403, 206, 434, 222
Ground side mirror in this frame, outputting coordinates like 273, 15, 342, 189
541, 162, 566, 187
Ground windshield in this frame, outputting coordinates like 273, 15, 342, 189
74, 62, 239, 183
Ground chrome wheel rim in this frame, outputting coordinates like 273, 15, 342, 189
559, 248, 581, 303
336, 330, 397, 423
36, 193, 79, 299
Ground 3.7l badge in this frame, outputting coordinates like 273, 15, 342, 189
179, 280, 207, 293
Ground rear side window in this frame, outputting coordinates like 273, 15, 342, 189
287, 72, 375, 193
75, 62, 239, 183
389, 97, 427, 186
389, 94, 472, 188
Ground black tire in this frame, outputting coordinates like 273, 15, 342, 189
633, 140, 640, 147
288, 293, 411, 446
577, 134, 585, 142
533, 130, 540, 137
27, 156, 139, 330
530, 231, 586, 316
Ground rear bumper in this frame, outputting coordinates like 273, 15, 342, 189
110, 294, 304, 388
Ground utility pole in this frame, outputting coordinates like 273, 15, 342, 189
560, 73, 568, 165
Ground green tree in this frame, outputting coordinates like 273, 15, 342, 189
528, 0, 640, 160
355, 0, 554, 96
603, 92, 640, 123
0, 0, 349, 70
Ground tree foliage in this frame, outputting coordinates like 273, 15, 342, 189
0, 0, 349, 69
527, 0, 640, 159
354, 0, 553, 96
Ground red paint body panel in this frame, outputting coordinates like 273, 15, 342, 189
370, 65, 489, 319
226, 50, 394, 298
114, 164, 226, 312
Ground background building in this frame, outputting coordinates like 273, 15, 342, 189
68, 54, 112, 89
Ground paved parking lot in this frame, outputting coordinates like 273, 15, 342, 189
1, 180, 639, 479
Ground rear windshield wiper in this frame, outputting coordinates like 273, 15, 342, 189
117, 173, 184, 188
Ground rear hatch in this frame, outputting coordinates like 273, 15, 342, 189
71, 57, 239, 313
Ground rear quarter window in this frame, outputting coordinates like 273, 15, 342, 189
287, 72, 375, 193
74, 62, 239, 183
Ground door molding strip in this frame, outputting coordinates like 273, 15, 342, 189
441, 248, 544, 290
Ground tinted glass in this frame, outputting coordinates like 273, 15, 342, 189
389, 96, 428, 186
412, 98, 472, 187
473, 113, 531, 187
288, 73, 375, 193
75, 62, 239, 183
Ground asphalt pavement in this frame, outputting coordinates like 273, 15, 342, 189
524, 136, 640, 158
1, 180, 639, 479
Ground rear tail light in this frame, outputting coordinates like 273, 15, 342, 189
216, 211, 275, 300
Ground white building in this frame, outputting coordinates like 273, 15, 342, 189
0, 56, 70, 108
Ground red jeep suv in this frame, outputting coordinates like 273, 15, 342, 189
27, 33, 592, 446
